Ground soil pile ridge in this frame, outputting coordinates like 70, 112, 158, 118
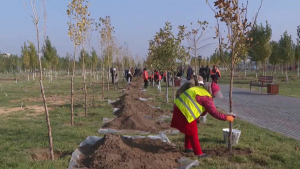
103, 112, 169, 132
104, 77, 171, 132
78, 134, 183, 169
112, 94, 166, 118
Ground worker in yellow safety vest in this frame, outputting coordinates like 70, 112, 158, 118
171, 82, 234, 158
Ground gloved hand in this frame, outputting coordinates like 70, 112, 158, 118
196, 117, 200, 124
226, 116, 234, 122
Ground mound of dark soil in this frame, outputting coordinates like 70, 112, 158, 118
112, 94, 166, 118
103, 113, 170, 132
104, 77, 171, 133
78, 134, 183, 169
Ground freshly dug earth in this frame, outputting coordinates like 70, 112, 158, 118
78, 134, 183, 169
105, 93, 170, 132
124, 80, 139, 91
102, 112, 170, 132
112, 94, 167, 118
123, 80, 147, 98
104, 78, 171, 132
124, 89, 147, 99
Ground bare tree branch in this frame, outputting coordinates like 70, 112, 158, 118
23, 0, 34, 21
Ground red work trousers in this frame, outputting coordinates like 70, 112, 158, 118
184, 134, 203, 155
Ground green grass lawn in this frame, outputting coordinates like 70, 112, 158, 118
0, 72, 121, 169
217, 70, 300, 98
0, 72, 299, 169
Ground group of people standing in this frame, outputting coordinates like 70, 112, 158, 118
110, 67, 143, 85
124, 67, 142, 83
142, 65, 222, 89
187, 65, 221, 84
142, 68, 164, 88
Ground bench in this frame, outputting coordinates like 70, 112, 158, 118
250, 76, 274, 94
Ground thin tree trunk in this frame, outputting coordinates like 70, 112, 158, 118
152, 71, 155, 87
244, 62, 246, 76
159, 80, 161, 93
92, 83, 95, 107
297, 60, 299, 77
166, 71, 169, 103
122, 67, 125, 87
102, 64, 104, 99
33, 68, 35, 81
262, 61, 265, 76
84, 82, 87, 116
92, 67, 94, 79
285, 66, 289, 84
28, 69, 30, 81
82, 51, 87, 117
172, 72, 175, 102
71, 49, 76, 126
255, 63, 258, 78
228, 68, 234, 153
71, 77, 74, 125
228, 47, 235, 153
38, 78, 53, 160
50, 69, 53, 82
35, 32, 53, 160
108, 65, 110, 97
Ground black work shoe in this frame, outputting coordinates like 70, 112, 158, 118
197, 153, 211, 158
184, 149, 193, 153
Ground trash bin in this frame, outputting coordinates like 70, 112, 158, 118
174, 78, 181, 87
267, 84, 279, 95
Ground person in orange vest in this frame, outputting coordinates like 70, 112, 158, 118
148, 73, 154, 85
154, 70, 162, 85
164, 71, 171, 86
143, 68, 149, 88
158, 72, 162, 81
210, 65, 221, 84
163, 71, 167, 82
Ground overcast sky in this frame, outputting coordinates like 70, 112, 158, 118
1, 0, 299, 60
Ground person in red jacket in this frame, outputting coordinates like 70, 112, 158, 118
158, 73, 162, 81
143, 68, 149, 88
210, 65, 221, 84
170, 82, 234, 158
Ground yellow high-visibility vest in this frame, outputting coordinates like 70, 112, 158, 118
174, 87, 212, 123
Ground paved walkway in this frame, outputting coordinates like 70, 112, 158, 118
214, 85, 300, 141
